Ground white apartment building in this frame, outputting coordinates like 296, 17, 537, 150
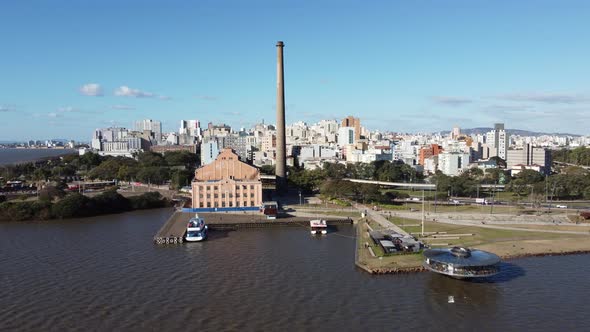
179, 120, 201, 137
337, 127, 355, 147
134, 119, 162, 141
438, 151, 470, 176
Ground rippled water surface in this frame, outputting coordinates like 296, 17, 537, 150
1, 209, 589, 331
0, 148, 76, 165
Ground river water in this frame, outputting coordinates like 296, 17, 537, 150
0, 149, 76, 165
1, 209, 589, 331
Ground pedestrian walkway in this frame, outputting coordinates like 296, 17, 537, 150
355, 203, 409, 236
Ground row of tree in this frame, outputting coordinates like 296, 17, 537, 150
286, 158, 590, 202
0, 150, 199, 190
286, 161, 421, 193
0, 190, 170, 222
552, 147, 590, 166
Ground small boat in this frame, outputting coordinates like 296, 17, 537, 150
310, 219, 327, 235
185, 214, 208, 242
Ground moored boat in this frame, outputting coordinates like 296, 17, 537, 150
185, 214, 208, 242
310, 219, 327, 235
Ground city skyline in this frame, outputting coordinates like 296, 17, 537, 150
2, 0, 590, 140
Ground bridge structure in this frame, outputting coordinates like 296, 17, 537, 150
553, 161, 590, 170
344, 179, 505, 192
344, 178, 436, 190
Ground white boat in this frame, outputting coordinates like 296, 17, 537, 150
310, 219, 327, 235
185, 214, 208, 242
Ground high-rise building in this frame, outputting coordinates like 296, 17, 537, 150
438, 151, 470, 176
134, 119, 162, 141
419, 144, 443, 165
485, 123, 509, 161
201, 138, 220, 166
180, 120, 201, 137
451, 126, 461, 140
338, 127, 355, 146
341, 116, 361, 141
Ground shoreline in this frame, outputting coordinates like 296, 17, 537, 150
356, 250, 590, 275
354, 217, 590, 275
0, 206, 175, 223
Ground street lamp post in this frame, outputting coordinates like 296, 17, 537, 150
299, 190, 302, 205
421, 189, 425, 236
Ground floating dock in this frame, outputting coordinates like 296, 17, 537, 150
153, 211, 354, 245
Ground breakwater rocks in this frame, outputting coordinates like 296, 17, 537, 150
356, 263, 426, 275
369, 266, 427, 275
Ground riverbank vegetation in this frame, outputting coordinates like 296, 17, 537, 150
0, 150, 198, 191
0, 190, 171, 221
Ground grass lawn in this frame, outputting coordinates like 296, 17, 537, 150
386, 217, 585, 248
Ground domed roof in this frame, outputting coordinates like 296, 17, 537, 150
424, 247, 500, 267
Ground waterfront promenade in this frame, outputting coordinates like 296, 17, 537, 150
354, 203, 410, 236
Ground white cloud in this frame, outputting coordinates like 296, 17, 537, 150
111, 104, 135, 110
0, 105, 16, 112
57, 106, 78, 113
79, 83, 104, 96
114, 85, 155, 98
47, 112, 61, 118
431, 96, 473, 106
495, 92, 590, 104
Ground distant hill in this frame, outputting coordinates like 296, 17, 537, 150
440, 128, 581, 137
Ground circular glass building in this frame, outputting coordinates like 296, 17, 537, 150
423, 247, 501, 278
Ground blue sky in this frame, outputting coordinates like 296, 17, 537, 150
1, 0, 589, 141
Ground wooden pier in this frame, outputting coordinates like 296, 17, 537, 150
153, 211, 354, 245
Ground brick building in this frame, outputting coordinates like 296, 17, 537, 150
191, 149, 262, 209
419, 144, 443, 166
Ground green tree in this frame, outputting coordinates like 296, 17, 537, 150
136, 167, 169, 185
129, 192, 169, 209
289, 168, 324, 193
38, 186, 66, 202
92, 190, 130, 214
170, 169, 193, 189
259, 165, 275, 175
516, 169, 544, 185
136, 151, 167, 167
323, 162, 347, 179
87, 158, 122, 180
79, 152, 102, 168
164, 151, 196, 166
51, 193, 91, 218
